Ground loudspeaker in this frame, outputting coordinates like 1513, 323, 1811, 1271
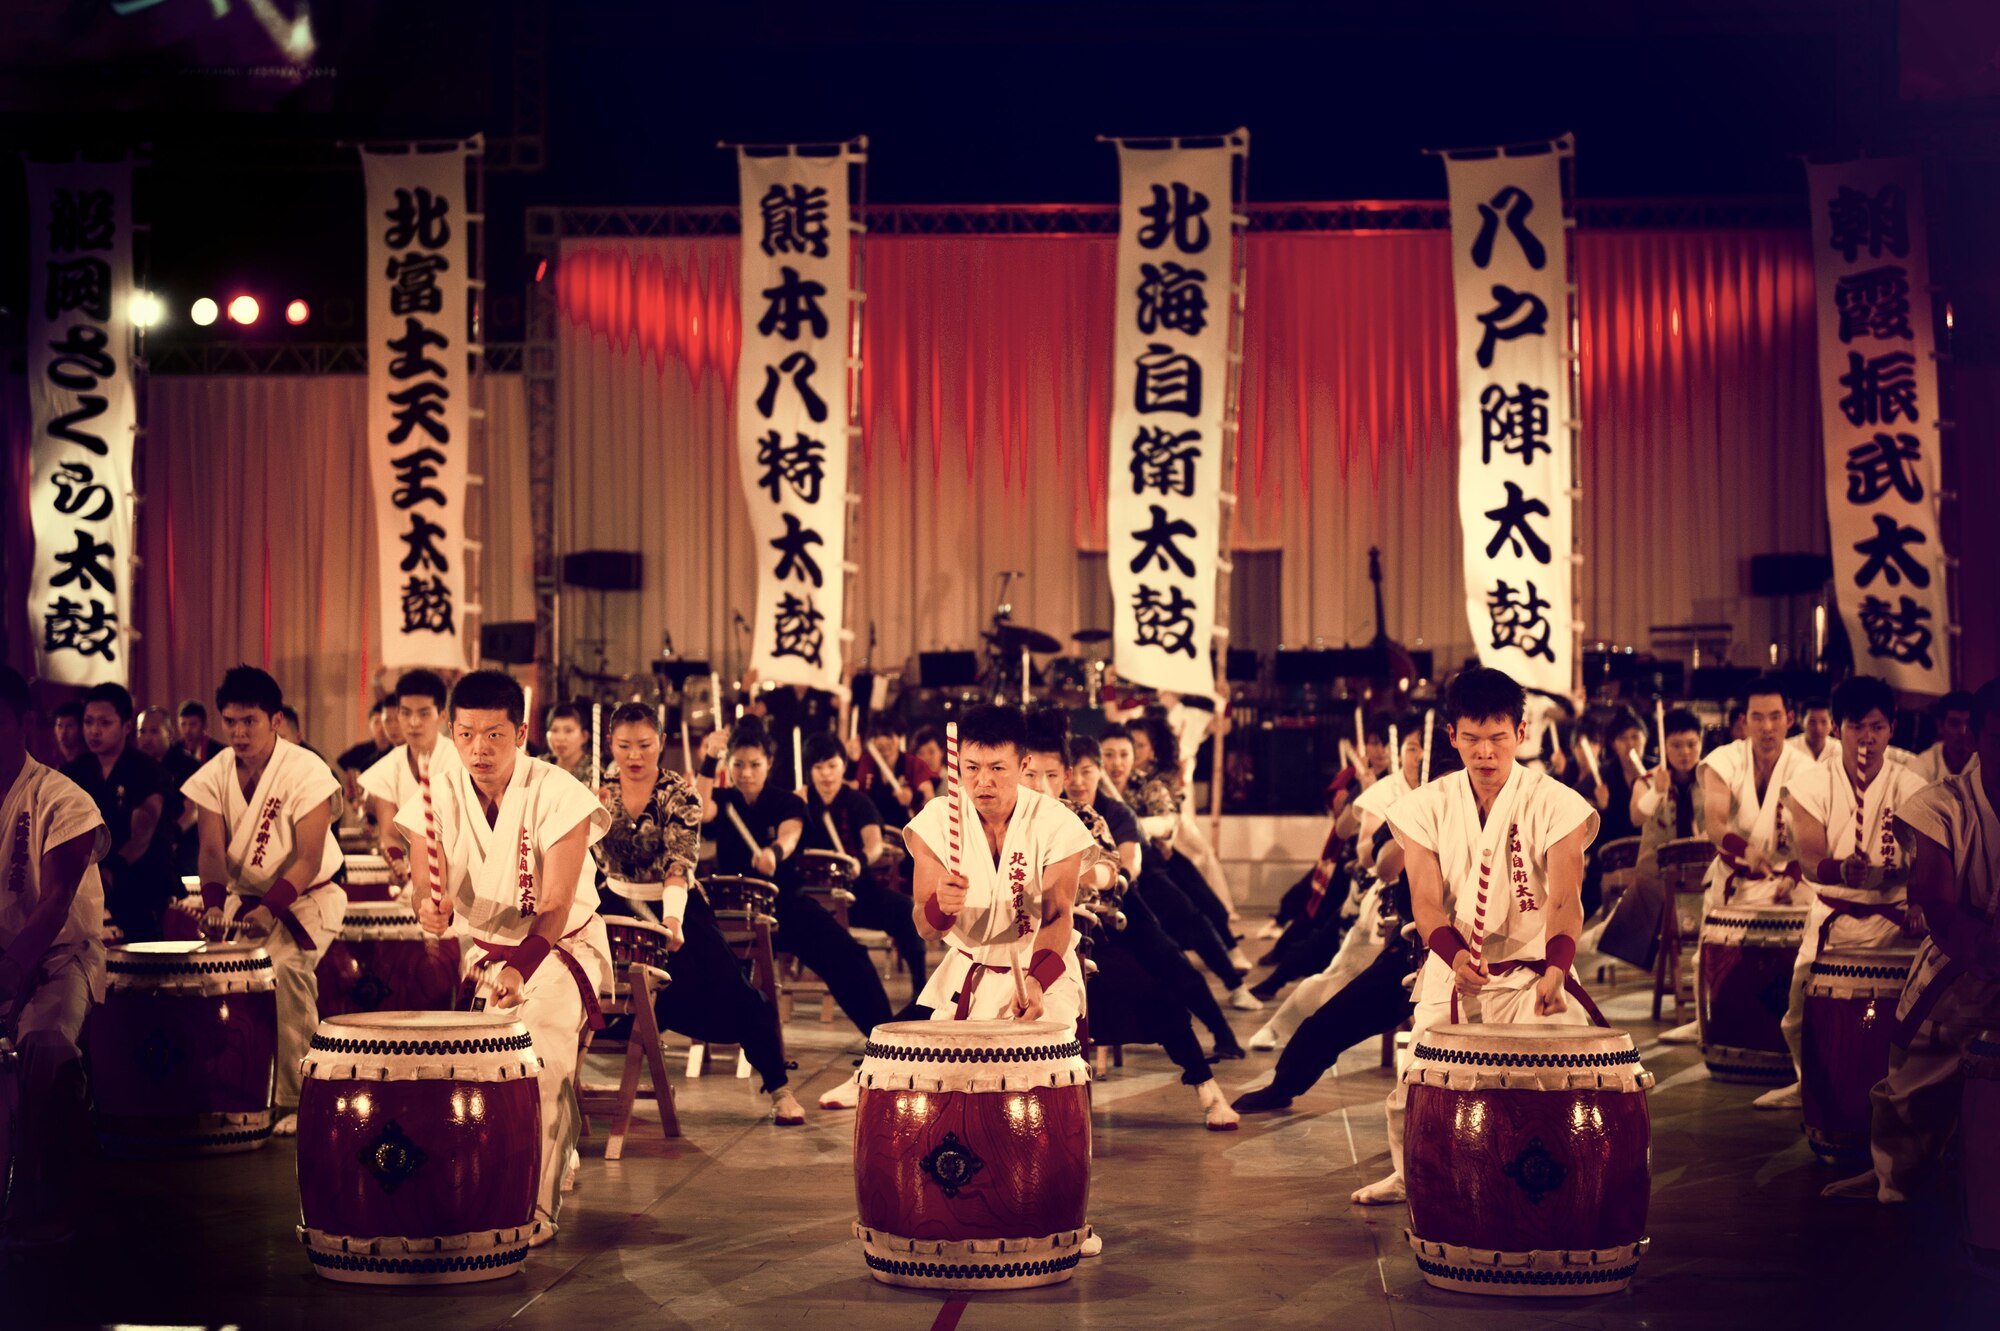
479, 621, 536, 665
1750, 553, 1831, 597
561, 550, 643, 591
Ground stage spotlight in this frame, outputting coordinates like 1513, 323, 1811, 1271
130, 291, 164, 329
285, 299, 310, 325
190, 297, 219, 327
227, 295, 261, 326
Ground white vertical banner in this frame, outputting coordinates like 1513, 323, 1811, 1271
1805, 159, 1951, 693
1109, 140, 1238, 697
26, 159, 137, 686
1444, 146, 1574, 696
362, 145, 471, 672
735, 148, 855, 692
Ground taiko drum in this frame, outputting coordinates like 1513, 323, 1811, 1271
1698, 904, 1808, 1084
1801, 946, 1916, 1161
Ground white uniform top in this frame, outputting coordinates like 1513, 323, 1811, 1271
905, 783, 1095, 966
1389, 763, 1597, 1005
358, 738, 461, 814
1352, 768, 1421, 824
1788, 733, 1844, 770
182, 738, 343, 892
1698, 738, 1817, 894
1, 757, 108, 998
394, 754, 607, 956
1789, 758, 1932, 873
1901, 745, 1980, 789
1893, 769, 2000, 1018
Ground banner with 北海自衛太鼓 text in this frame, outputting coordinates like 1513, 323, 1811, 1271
27, 160, 137, 685
1108, 141, 1237, 698
1444, 146, 1574, 696
736, 148, 855, 692
362, 144, 471, 672
1805, 159, 1951, 694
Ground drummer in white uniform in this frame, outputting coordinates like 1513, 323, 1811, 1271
906, 705, 1092, 1036
1351, 667, 1599, 1206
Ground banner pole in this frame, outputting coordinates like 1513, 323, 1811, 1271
1209, 129, 1251, 842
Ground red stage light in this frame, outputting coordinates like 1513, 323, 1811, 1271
286, 299, 311, 325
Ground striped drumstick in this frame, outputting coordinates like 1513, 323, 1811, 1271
945, 722, 962, 877
418, 746, 444, 910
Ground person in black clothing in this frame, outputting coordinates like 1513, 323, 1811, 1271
51, 700, 85, 768
62, 683, 176, 941
594, 703, 804, 1125
755, 683, 840, 791
795, 732, 929, 988
1067, 736, 1245, 1060
335, 697, 393, 797
699, 716, 891, 1052
1231, 870, 1422, 1113
167, 700, 222, 876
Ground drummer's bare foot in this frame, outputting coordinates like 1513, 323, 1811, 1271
1752, 1081, 1802, 1110
818, 1072, 860, 1110
1197, 1081, 1240, 1131
1079, 1228, 1103, 1258
561, 1147, 581, 1192
1351, 1172, 1406, 1205
1229, 986, 1264, 1012
772, 1088, 806, 1125
270, 1112, 300, 1138
1247, 1025, 1279, 1052
1658, 1021, 1700, 1045
1822, 1170, 1904, 1203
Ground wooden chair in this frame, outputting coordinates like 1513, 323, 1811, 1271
689, 876, 785, 1077
577, 925, 680, 1159
1591, 836, 1643, 987
1652, 838, 1718, 1022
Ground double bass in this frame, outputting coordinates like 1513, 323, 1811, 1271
1357, 547, 1420, 703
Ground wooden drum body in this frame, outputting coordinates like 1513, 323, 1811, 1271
87, 941, 278, 1155
1802, 947, 1916, 1162
1403, 1024, 1653, 1297
852, 1020, 1091, 1290
296, 1011, 542, 1284
604, 917, 676, 983
316, 901, 461, 1018
1698, 905, 1807, 1084
342, 853, 399, 903
1963, 1031, 2000, 1274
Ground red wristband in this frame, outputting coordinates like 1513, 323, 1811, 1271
1721, 833, 1750, 862
923, 895, 958, 932
1545, 934, 1577, 974
1028, 947, 1065, 991
258, 878, 299, 914
385, 846, 406, 862
200, 881, 227, 912
1426, 926, 1469, 965
1815, 857, 1842, 886
509, 933, 554, 981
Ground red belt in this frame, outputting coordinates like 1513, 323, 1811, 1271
464, 926, 606, 1030
1817, 895, 1908, 953
950, 949, 1015, 1021
204, 881, 329, 950
1449, 959, 1608, 1028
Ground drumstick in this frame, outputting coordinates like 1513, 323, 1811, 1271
710, 671, 723, 723
1388, 724, 1399, 769
680, 715, 695, 778
823, 811, 845, 856
418, 747, 445, 910
1420, 708, 1435, 784
866, 740, 906, 795
792, 728, 805, 791
1653, 698, 1667, 763
1352, 705, 1366, 776
1579, 736, 1601, 782
590, 703, 603, 785
725, 805, 762, 859
945, 722, 962, 877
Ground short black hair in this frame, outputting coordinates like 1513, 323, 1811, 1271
448, 670, 525, 723
53, 699, 84, 723
728, 715, 772, 756
865, 712, 900, 740
215, 665, 283, 716
549, 702, 586, 727
1800, 695, 1832, 715
1663, 707, 1702, 738
1098, 722, 1134, 746
178, 699, 207, 722
1727, 702, 1748, 725
1935, 691, 1974, 721
804, 732, 845, 768
394, 669, 449, 709
607, 702, 657, 732
1443, 666, 1526, 727
1069, 735, 1103, 767
84, 683, 135, 723
1133, 714, 1179, 772
277, 704, 301, 727
957, 704, 1027, 758
1745, 676, 1792, 711
1362, 715, 1388, 746
909, 725, 941, 752
367, 695, 390, 717
1831, 675, 1896, 728
1023, 707, 1072, 764
0, 667, 30, 721
1603, 709, 1645, 744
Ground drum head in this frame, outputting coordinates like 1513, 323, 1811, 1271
111, 940, 210, 958
1419, 1022, 1639, 1060
315, 1010, 521, 1042
606, 918, 674, 940
344, 899, 420, 921
870, 1019, 1067, 1046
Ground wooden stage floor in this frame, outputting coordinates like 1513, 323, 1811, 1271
13, 944, 1995, 1330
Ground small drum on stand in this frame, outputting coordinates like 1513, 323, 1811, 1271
87, 941, 278, 1155
1698, 904, 1808, 1084
1403, 1023, 1653, 1297
604, 917, 676, 984
706, 875, 780, 923
1802, 946, 1918, 1162
297, 1011, 542, 1285
1962, 1030, 2000, 1275
315, 900, 461, 1018
160, 876, 207, 943
341, 853, 399, 904
798, 848, 860, 893
852, 1019, 1092, 1290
